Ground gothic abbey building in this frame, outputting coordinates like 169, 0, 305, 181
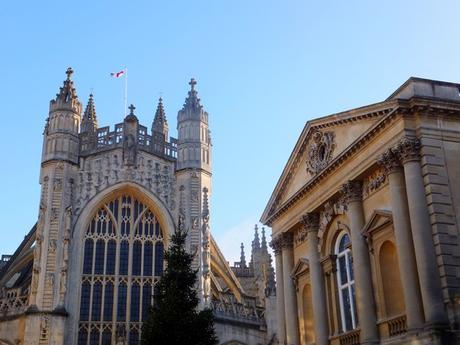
0, 69, 276, 345
262, 77, 460, 345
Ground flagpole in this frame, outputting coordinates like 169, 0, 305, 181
124, 67, 128, 115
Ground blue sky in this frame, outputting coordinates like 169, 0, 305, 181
1, 0, 460, 263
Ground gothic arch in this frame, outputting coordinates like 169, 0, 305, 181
66, 181, 176, 345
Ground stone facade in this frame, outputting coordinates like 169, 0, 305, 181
0, 69, 276, 345
261, 77, 460, 345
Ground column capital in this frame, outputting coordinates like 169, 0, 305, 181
280, 232, 294, 250
341, 180, 363, 203
396, 137, 421, 163
270, 235, 283, 256
377, 148, 402, 175
300, 212, 320, 233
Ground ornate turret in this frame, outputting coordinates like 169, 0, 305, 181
80, 94, 98, 134
152, 97, 169, 141
177, 78, 211, 172
42, 67, 82, 164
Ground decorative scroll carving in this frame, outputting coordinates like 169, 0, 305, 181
395, 137, 421, 163
341, 180, 363, 204
306, 131, 336, 175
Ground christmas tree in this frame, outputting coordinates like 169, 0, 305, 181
141, 227, 218, 345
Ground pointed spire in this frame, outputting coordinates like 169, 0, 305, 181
81, 94, 98, 133
54, 67, 78, 104
152, 97, 169, 140
240, 243, 247, 268
182, 78, 202, 111
252, 224, 260, 251
261, 227, 268, 253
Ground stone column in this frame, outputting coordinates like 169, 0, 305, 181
341, 181, 379, 344
396, 137, 448, 327
281, 232, 300, 345
301, 213, 329, 345
271, 236, 286, 344
378, 148, 424, 330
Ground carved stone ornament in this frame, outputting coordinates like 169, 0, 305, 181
270, 236, 283, 256
395, 137, 421, 163
296, 212, 320, 244
341, 180, 363, 204
280, 232, 294, 249
306, 131, 336, 175
377, 148, 401, 175
363, 169, 387, 198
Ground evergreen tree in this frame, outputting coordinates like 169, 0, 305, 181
141, 227, 218, 345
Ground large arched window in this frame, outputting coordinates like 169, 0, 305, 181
335, 232, 357, 332
78, 194, 165, 345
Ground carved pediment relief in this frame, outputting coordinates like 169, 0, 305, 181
306, 131, 336, 175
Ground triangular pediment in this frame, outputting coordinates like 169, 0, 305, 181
261, 100, 396, 225
291, 257, 309, 279
362, 209, 392, 236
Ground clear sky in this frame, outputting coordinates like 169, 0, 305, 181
1, 0, 460, 263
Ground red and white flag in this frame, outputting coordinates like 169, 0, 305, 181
110, 70, 125, 78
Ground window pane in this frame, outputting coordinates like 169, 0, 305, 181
83, 239, 94, 274
80, 282, 91, 321
103, 282, 113, 321
339, 256, 348, 284
94, 240, 105, 275
154, 242, 164, 276
101, 330, 111, 345
118, 283, 127, 321
351, 284, 358, 325
119, 241, 129, 275
339, 234, 350, 252
348, 253, 354, 281
91, 283, 102, 321
341, 288, 353, 331
129, 329, 139, 345
78, 329, 88, 345
142, 284, 152, 321
106, 240, 116, 275
131, 284, 140, 322
90, 329, 99, 345
143, 242, 153, 276
132, 242, 142, 276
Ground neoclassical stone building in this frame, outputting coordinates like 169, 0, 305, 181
261, 77, 460, 345
0, 69, 276, 345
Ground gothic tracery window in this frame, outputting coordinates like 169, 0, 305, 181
335, 231, 357, 332
78, 194, 165, 345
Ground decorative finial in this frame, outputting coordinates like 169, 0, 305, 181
252, 224, 261, 250
240, 242, 246, 268
189, 78, 197, 91
128, 104, 135, 115
65, 67, 74, 80
261, 227, 268, 252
